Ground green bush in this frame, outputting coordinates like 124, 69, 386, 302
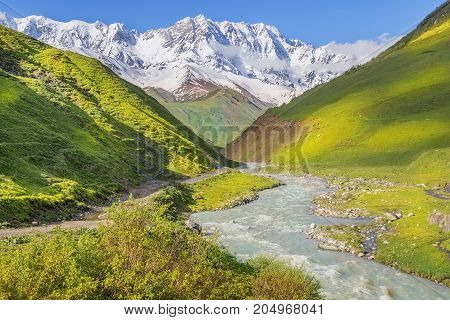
152, 183, 194, 220
0, 186, 323, 300
250, 258, 323, 300
100, 200, 254, 299
0, 229, 103, 299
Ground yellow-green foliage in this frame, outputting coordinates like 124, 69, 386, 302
267, 4, 450, 186
0, 230, 103, 299
0, 25, 226, 224
411, 20, 450, 44
441, 239, 450, 252
0, 187, 322, 300
188, 171, 281, 212
250, 257, 323, 300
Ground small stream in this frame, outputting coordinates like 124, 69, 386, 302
191, 173, 450, 299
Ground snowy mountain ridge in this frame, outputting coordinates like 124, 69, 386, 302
0, 12, 398, 104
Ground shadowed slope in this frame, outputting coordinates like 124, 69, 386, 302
0, 25, 225, 225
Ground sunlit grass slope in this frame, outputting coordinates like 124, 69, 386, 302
231, 3, 450, 186
188, 170, 281, 212
0, 25, 223, 225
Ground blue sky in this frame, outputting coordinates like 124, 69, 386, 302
0, 0, 445, 45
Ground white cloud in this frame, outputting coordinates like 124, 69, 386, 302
324, 33, 403, 65
210, 42, 289, 74
0, 12, 7, 20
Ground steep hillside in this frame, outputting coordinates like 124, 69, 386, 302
147, 87, 272, 147
226, 3, 450, 186
0, 25, 222, 225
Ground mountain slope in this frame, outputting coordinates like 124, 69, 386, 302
0, 25, 222, 225
225, 4, 450, 285
147, 87, 272, 147
0, 14, 391, 105
225, 3, 450, 186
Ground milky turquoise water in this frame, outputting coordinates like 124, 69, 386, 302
192, 174, 450, 300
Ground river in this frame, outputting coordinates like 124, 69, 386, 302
191, 173, 450, 299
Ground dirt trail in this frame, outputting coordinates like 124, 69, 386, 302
0, 168, 228, 238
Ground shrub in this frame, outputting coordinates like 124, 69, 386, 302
250, 258, 323, 300
0, 229, 103, 299
0, 186, 322, 300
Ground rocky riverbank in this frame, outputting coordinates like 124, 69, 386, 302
307, 174, 450, 286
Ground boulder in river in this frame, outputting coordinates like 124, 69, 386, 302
318, 243, 339, 251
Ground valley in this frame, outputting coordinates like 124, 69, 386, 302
147, 87, 272, 147
0, 1, 448, 301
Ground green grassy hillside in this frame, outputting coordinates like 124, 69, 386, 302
147, 87, 271, 148
0, 25, 224, 225
226, 3, 450, 186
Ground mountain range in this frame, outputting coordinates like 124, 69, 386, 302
0, 13, 396, 105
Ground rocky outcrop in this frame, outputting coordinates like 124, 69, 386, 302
428, 211, 450, 232
307, 227, 363, 255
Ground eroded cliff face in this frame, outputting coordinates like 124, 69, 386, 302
223, 113, 307, 163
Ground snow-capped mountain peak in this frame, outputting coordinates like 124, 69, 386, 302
0, 13, 395, 104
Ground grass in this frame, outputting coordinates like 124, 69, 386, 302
0, 185, 322, 300
0, 25, 234, 225
316, 178, 449, 286
188, 170, 281, 212
367, 187, 449, 286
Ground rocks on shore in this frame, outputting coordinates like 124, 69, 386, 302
307, 227, 362, 255
385, 212, 402, 222
314, 206, 365, 218
185, 220, 202, 234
